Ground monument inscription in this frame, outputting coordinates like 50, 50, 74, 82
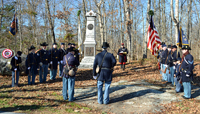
85, 47, 94, 56
88, 24, 93, 30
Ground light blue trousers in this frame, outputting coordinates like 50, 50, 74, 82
174, 77, 183, 92
183, 82, 191, 98
162, 65, 167, 81
59, 63, 64, 77
62, 76, 75, 101
39, 64, 48, 83
50, 69, 57, 80
12, 71, 19, 87
97, 81, 111, 104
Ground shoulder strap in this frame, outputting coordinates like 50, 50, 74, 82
100, 52, 108, 68
65, 55, 71, 69
184, 57, 189, 64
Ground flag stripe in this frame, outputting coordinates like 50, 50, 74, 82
147, 16, 161, 56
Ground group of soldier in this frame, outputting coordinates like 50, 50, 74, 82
158, 42, 194, 99
10, 42, 79, 85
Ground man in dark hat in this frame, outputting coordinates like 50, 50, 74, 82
166, 45, 173, 84
180, 45, 194, 99
71, 43, 80, 65
59, 43, 67, 77
157, 42, 165, 74
11, 51, 22, 87
93, 42, 116, 104
61, 46, 79, 102
168, 45, 180, 86
25, 45, 39, 85
49, 43, 60, 80
117, 43, 128, 70
160, 44, 168, 81
66, 43, 71, 55
37, 42, 49, 83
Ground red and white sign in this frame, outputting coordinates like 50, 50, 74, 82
2, 49, 14, 59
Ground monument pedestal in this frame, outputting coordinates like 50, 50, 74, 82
78, 10, 96, 69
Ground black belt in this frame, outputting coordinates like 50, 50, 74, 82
101, 67, 113, 70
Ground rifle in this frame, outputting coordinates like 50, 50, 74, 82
14, 56, 17, 87
51, 45, 53, 70
39, 49, 44, 72
28, 48, 31, 78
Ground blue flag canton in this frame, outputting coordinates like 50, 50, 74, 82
177, 27, 189, 48
9, 14, 18, 36
181, 29, 189, 45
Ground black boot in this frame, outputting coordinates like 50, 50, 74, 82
123, 64, 125, 70
120, 64, 123, 69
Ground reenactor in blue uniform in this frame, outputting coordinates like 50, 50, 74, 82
180, 45, 194, 99
25, 45, 39, 85
11, 51, 22, 87
49, 43, 60, 80
93, 42, 116, 104
37, 42, 49, 83
166, 45, 173, 83
66, 43, 71, 54
117, 43, 128, 70
174, 58, 183, 93
71, 43, 80, 64
160, 44, 168, 81
169, 45, 180, 86
61, 47, 79, 101
157, 42, 165, 74
59, 43, 67, 77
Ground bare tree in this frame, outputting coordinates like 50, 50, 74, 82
45, 0, 56, 43
187, 0, 192, 45
143, 0, 151, 59
0, 0, 3, 32
171, 0, 179, 44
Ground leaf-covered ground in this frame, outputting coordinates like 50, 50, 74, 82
0, 60, 200, 114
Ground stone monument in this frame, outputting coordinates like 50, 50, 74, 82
79, 10, 97, 69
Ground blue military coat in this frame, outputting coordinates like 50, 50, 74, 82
180, 54, 194, 82
93, 50, 116, 82
25, 52, 39, 74
37, 49, 49, 65
167, 51, 173, 67
49, 48, 61, 69
61, 52, 79, 78
175, 63, 182, 81
161, 49, 168, 64
59, 48, 67, 61
117, 47, 128, 63
11, 56, 22, 72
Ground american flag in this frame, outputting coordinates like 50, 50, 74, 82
147, 15, 161, 56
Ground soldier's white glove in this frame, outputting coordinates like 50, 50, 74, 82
186, 74, 190, 77
50, 61, 53, 64
39, 62, 43, 66
14, 68, 17, 71
60, 60, 63, 64
14, 56, 18, 60
58, 61, 60, 64
28, 67, 30, 70
93, 76, 97, 80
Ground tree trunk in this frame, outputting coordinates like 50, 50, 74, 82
119, 0, 123, 43
143, 0, 151, 59
171, 0, 179, 44
18, 0, 22, 51
82, 0, 87, 45
45, 0, 56, 44
0, 0, 3, 32
187, 0, 192, 45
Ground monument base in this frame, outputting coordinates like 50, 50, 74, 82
78, 56, 95, 69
